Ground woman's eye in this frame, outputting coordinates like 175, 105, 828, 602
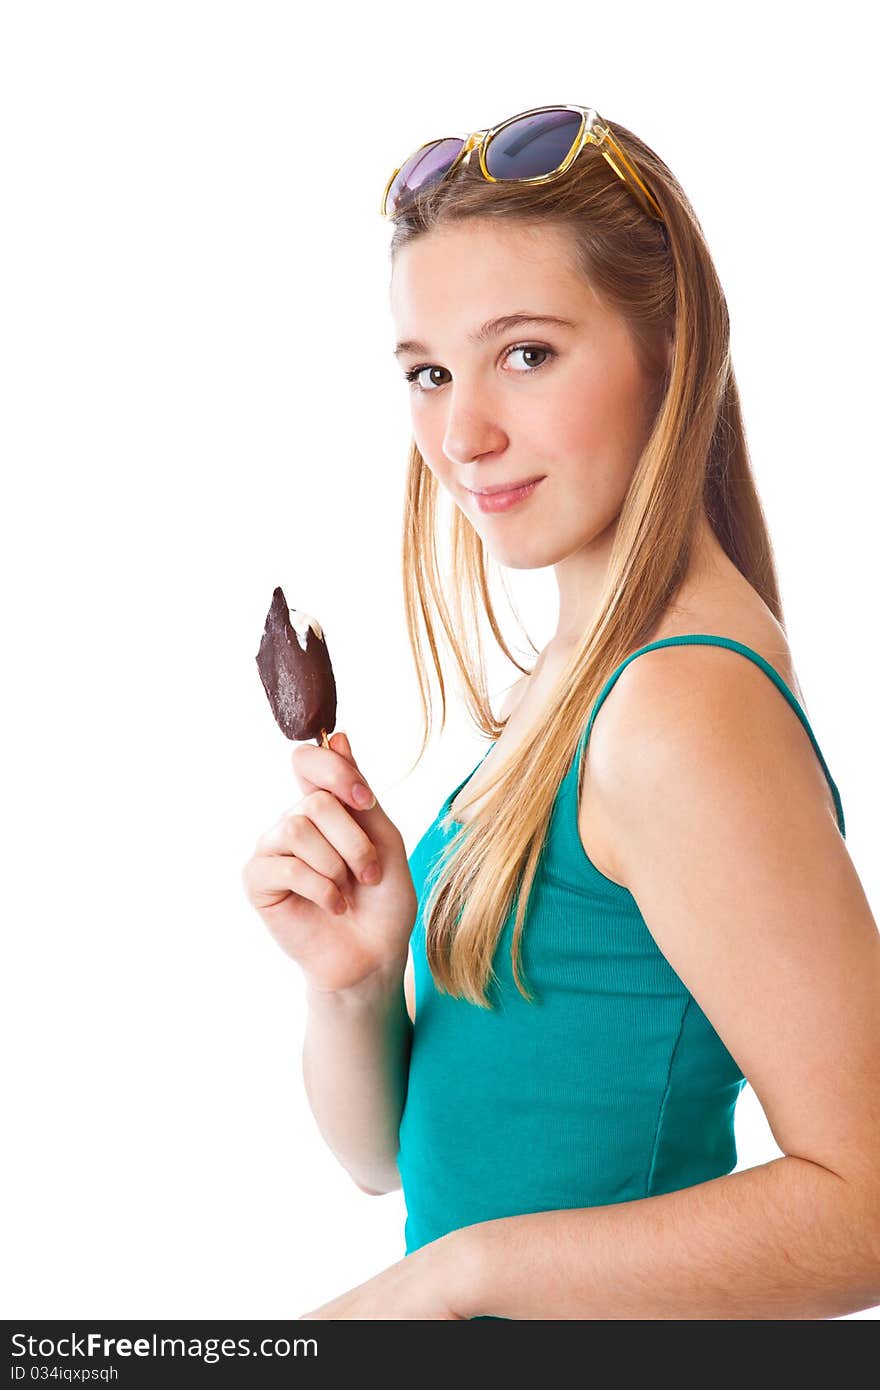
506, 345, 554, 373
404, 365, 449, 392
403, 344, 556, 393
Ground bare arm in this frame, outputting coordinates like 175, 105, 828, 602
449, 1155, 880, 1319
302, 956, 413, 1196
301, 672, 527, 1197
442, 648, 880, 1319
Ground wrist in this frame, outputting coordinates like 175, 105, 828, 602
305, 958, 407, 1011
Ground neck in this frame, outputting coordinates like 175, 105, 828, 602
551, 511, 733, 651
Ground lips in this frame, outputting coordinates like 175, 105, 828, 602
470, 476, 545, 513
468, 474, 545, 496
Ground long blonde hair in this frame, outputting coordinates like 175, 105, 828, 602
390, 114, 782, 1008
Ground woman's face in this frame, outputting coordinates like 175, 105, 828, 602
389, 218, 668, 571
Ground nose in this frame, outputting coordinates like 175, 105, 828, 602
441, 384, 507, 468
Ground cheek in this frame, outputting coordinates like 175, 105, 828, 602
548, 382, 619, 473
550, 389, 647, 516
554, 364, 651, 464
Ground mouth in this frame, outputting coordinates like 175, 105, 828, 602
468, 475, 546, 514
467, 474, 546, 496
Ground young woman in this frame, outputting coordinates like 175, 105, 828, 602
242, 106, 880, 1319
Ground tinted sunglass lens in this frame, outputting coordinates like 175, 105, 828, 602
484, 108, 582, 180
385, 137, 466, 215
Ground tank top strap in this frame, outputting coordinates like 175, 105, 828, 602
574, 634, 845, 838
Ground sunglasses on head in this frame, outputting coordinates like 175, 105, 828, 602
381, 104, 665, 224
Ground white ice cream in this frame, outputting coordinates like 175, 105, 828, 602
289, 608, 323, 651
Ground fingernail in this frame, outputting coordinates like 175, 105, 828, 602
361, 861, 381, 884
352, 782, 375, 809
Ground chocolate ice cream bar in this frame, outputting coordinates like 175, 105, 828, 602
255, 586, 337, 744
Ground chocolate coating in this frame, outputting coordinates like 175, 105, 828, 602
255, 586, 337, 742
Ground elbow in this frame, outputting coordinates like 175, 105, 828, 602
353, 1171, 402, 1197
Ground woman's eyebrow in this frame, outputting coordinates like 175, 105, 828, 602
393, 312, 577, 358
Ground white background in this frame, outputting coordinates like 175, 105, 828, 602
2, 0, 877, 1320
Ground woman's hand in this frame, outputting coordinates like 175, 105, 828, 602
296, 1232, 480, 1320
242, 731, 418, 993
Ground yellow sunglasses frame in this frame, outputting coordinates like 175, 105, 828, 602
381, 104, 665, 223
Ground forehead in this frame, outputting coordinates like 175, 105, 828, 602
389, 219, 595, 328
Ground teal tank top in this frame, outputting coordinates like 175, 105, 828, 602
398, 635, 846, 1302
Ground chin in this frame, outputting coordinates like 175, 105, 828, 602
484, 539, 558, 571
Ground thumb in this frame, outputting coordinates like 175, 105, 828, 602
330, 730, 354, 763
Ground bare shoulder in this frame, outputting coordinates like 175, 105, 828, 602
577, 637, 880, 1199
580, 634, 841, 890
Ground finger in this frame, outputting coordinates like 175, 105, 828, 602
254, 809, 353, 889
330, 730, 352, 761
259, 793, 381, 887
329, 733, 374, 805
244, 851, 349, 916
291, 737, 377, 813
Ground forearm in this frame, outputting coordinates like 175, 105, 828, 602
452, 1156, 880, 1320
302, 961, 412, 1195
